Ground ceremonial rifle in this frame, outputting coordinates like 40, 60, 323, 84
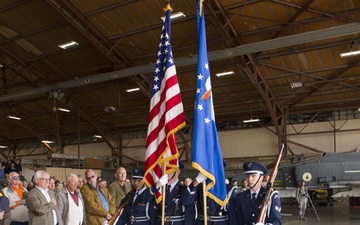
257, 144, 284, 224
108, 187, 136, 225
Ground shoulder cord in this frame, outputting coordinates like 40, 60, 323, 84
222, 186, 237, 212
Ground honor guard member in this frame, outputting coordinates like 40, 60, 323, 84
116, 168, 168, 225
195, 161, 237, 225
231, 162, 281, 225
182, 177, 196, 225
0, 192, 10, 223
158, 162, 197, 225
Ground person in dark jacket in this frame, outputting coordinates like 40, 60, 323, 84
157, 162, 198, 225
115, 168, 168, 225
231, 162, 281, 225
0, 192, 11, 225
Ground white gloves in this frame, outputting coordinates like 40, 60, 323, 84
196, 172, 207, 183
158, 174, 169, 186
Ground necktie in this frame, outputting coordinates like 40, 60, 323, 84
166, 185, 171, 198
251, 193, 256, 206
133, 191, 139, 203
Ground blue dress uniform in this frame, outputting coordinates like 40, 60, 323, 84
0, 193, 9, 212
231, 162, 281, 225
116, 169, 159, 225
195, 183, 237, 225
195, 160, 237, 225
183, 184, 197, 225
157, 162, 198, 225
234, 187, 281, 225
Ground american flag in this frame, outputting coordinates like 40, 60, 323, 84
191, 0, 227, 206
144, 8, 186, 203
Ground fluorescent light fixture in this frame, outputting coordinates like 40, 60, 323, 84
57, 108, 70, 112
0, 145, 8, 149
41, 140, 54, 144
93, 135, 102, 139
344, 170, 360, 173
215, 71, 235, 77
104, 106, 116, 112
0, 64, 3, 68
340, 50, 360, 58
126, 88, 140, 93
243, 118, 260, 123
290, 81, 303, 89
58, 41, 79, 49
161, 12, 186, 21
7, 115, 21, 120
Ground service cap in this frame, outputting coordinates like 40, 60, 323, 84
132, 168, 144, 179
243, 162, 268, 175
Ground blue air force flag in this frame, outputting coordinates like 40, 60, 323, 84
191, 0, 227, 206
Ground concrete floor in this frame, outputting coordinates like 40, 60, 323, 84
281, 204, 360, 225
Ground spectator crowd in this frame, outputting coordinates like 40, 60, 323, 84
0, 158, 281, 225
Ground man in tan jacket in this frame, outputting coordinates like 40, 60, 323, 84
108, 167, 131, 210
81, 169, 115, 225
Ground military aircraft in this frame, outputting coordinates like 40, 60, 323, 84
274, 151, 360, 200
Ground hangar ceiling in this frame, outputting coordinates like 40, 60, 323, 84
0, 0, 360, 158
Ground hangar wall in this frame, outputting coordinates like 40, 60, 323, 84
17, 118, 360, 166
287, 118, 360, 154
66, 118, 360, 160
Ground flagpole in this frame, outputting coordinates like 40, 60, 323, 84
161, 163, 167, 225
202, 180, 208, 225
159, 7, 171, 225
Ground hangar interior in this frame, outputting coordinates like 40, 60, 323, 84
0, 0, 360, 180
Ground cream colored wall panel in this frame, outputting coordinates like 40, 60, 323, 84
288, 133, 334, 154
46, 167, 66, 182
334, 119, 360, 129
64, 142, 112, 156
123, 138, 146, 147
334, 131, 360, 152
218, 128, 278, 158
121, 138, 147, 164
287, 122, 334, 134
22, 166, 35, 182
287, 120, 360, 154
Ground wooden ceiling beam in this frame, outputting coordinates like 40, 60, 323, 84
204, 0, 284, 146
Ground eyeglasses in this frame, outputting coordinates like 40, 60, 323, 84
38, 178, 50, 182
11, 176, 21, 180
86, 175, 95, 180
